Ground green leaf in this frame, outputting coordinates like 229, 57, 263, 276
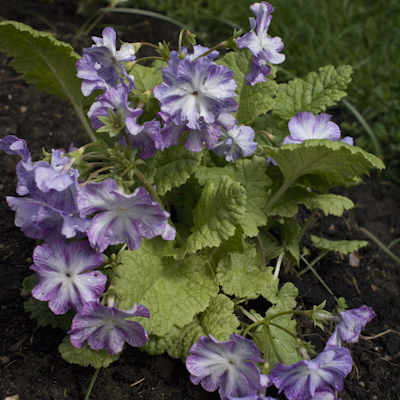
212, 225, 245, 265
153, 145, 202, 195
115, 244, 218, 337
22, 274, 38, 293
228, 157, 272, 236
218, 51, 278, 125
262, 301, 301, 367
175, 176, 247, 258
59, 336, 119, 368
268, 186, 354, 217
217, 247, 275, 298
263, 140, 385, 192
141, 326, 182, 356
130, 64, 163, 93
0, 21, 94, 137
167, 294, 240, 360
195, 165, 236, 187
310, 235, 369, 254
263, 282, 298, 309
274, 65, 353, 120
256, 232, 282, 265
24, 297, 73, 332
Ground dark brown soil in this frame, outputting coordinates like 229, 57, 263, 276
1, 1, 400, 399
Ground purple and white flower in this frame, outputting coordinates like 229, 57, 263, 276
270, 345, 352, 400
76, 53, 110, 96
212, 125, 258, 162
336, 306, 376, 344
283, 112, 353, 145
30, 240, 106, 315
237, 2, 285, 85
77, 179, 174, 252
0, 135, 30, 159
88, 84, 143, 132
83, 27, 135, 88
69, 301, 150, 354
186, 334, 264, 398
154, 57, 237, 131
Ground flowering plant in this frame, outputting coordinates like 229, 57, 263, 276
0, 2, 384, 398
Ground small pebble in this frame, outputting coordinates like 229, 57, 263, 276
20, 106, 27, 113
372, 396, 378, 400
359, 381, 365, 387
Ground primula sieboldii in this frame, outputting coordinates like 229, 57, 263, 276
83, 27, 136, 89
77, 179, 174, 252
315, 305, 376, 345
270, 345, 352, 400
237, 2, 285, 85
69, 301, 150, 355
154, 56, 237, 150
337, 305, 376, 343
212, 125, 258, 162
30, 240, 106, 315
283, 112, 353, 145
1, 136, 89, 241
186, 334, 264, 398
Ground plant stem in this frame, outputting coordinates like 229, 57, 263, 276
273, 253, 284, 280
300, 254, 337, 301
268, 322, 298, 340
298, 250, 329, 276
263, 180, 292, 214
84, 368, 101, 400
298, 208, 319, 241
359, 227, 400, 264
265, 325, 285, 364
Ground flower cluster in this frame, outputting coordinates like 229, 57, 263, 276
237, 2, 285, 85
186, 306, 375, 400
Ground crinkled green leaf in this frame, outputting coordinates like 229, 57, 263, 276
22, 274, 38, 293
217, 247, 275, 298
212, 225, 245, 265
195, 165, 236, 187
174, 176, 247, 258
153, 145, 202, 195
115, 244, 218, 337
0, 21, 93, 109
260, 301, 301, 367
263, 140, 385, 191
310, 235, 369, 254
59, 336, 119, 368
130, 64, 163, 93
263, 282, 298, 309
141, 326, 182, 356
274, 65, 353, 120
24, 297, 74, 332
268, 186, 354, 217
218, 51, 278, 125
228, 157, 272, 236
167, 294, 240, 360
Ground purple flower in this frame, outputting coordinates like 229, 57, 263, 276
30, 240, 106, 315
69, 301, 150, 354
0, 135, 30, 159
186, 334, 264, 398
337, 306, 376, 344
271, 346, 352, 400
6, 196, 90, 241
88, 84, 143, 133
225, 374, 275, 400
120, 118, 165, 159
84, 27, 135, 88
154, 57, 237, 131
237, 2, 285, 85
212, 125, 258, 162
283, 112, 342, 144
76, 53, 110, 96
77, 180, 173, 252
